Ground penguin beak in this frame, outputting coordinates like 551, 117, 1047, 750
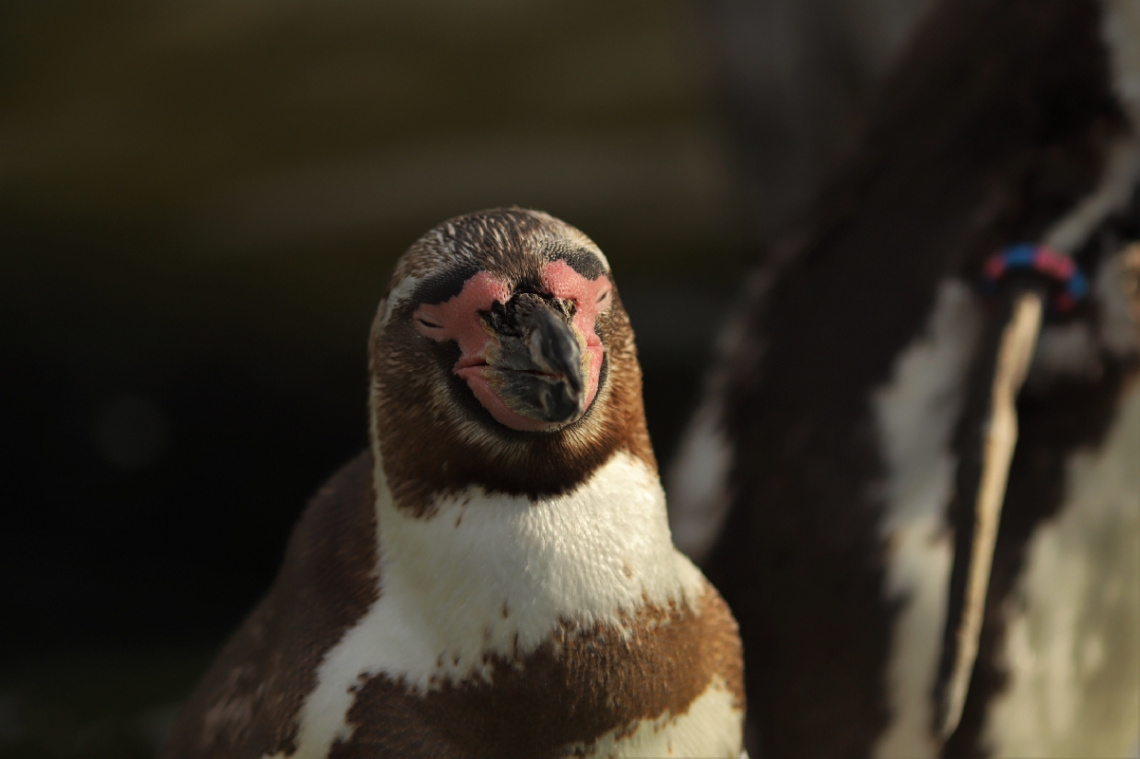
480, 293, 589, 426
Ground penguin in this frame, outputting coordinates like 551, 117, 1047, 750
668, 1, 1140, 757
162, 208, 746, 759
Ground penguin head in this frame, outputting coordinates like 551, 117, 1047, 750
368, 208, 654, 512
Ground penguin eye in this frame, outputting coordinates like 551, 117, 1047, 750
597, 288, 611, 306
412, 306, 447, 338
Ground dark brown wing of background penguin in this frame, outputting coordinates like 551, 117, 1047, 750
669, 1, 1140, 757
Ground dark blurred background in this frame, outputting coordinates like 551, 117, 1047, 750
0, 1, 927, 755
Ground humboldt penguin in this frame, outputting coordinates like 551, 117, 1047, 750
669, 0, 1140, 756
163, 208, 745, 758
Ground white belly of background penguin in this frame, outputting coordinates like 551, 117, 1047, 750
162, 208, 746, 759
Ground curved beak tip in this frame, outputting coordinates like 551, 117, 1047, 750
537, 375, 586, 423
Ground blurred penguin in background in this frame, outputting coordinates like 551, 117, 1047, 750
670, 0, 1140, 756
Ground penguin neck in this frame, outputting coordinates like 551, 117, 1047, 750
363, 388, 704, 689
370, 448, 702, 631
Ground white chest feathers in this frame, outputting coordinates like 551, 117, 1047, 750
279, 450, 710, 757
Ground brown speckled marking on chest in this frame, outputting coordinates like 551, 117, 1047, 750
329, 586, 743, 759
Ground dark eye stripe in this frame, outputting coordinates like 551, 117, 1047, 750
553, 249, 606, 280
414, 264, 482, 305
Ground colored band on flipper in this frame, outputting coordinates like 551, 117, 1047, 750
981, 244, 1089, 314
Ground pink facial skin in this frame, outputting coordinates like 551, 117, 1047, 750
412, 261, 612, 432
